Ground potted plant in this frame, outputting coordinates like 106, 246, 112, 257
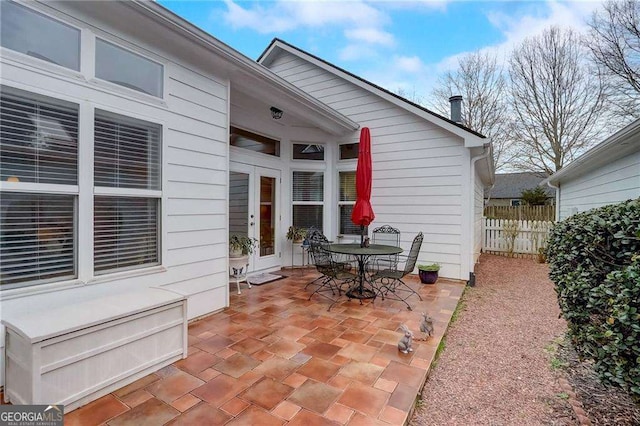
229, 234, 258, 258
418, 263, 440, 284
286, 226, 307, 243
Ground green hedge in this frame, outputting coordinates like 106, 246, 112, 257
546, 198, 640, 396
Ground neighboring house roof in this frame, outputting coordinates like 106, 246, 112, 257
543, 118, 640, 185
487, 172, 555, 199
117, 2, 359, 136
258, 38, 487, 146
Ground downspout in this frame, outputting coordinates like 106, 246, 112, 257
468, 143, 492, 286
547, 180, 560, 221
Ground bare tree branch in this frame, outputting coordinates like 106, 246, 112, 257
588, 0, 640, 123
430, 51, 514, 172
509, 27, 607, 174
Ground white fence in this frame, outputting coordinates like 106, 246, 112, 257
483, 218, 554, 256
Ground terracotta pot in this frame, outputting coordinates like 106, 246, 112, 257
419, 270, 438, 284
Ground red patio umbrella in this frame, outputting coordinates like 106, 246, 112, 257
351, 127, 375, 246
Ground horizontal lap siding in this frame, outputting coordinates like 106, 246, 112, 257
474, 169, 484, 264
559, 151, 640, 220
268, 51, 466, 278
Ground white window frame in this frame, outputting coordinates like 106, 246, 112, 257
0, 1, 82, 74
0, 87, 80, 291
92, 36, 165, 100
92, 108, 163, 276
291, 169, 324, 232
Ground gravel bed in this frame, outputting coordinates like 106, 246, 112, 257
410, 254, 575, 426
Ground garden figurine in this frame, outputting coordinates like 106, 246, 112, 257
418, 312, 434, 340
397, 324, 414, 353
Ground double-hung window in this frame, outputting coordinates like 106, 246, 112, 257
94, 111, 161, 274
0, 89, 79, 289
292, 171, 323, 230
338, 171, 361, 235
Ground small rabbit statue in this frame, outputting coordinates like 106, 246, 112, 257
418, 313, 434, 340
397, 324, 414, 354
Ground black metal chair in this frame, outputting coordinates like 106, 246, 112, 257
306, 241, 356, 311
370, 225, 401, 272
371, 232, 424, 310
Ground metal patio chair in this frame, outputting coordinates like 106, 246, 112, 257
306, 241, 357, 311
370, 225, 401, 272
371, 232, 424, 310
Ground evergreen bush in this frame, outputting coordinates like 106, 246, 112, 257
546, 198, 640, 396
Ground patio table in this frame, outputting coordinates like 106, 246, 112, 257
325, 243, 402, 301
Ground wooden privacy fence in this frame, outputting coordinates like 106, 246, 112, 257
484, 205, 555, 221
483, 218, 555, 257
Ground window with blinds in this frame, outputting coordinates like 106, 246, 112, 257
0, 91, 78, 184
94, 197, 159, 274
94, 111, 161, 274
94, 111, 161, 189
339, 171, 360, 235
292, 171, 323, 230
0, 193, 75, 289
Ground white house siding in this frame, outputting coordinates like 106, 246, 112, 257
558, 150, 640, 220
266, 52, 469, 279
473, 167, 485, 264
0, 3, 230, 385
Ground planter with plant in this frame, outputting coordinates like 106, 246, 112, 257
286, 226, 307, 243
417, 263, 440, 284
229, 234, 258, 258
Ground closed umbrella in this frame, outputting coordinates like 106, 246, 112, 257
351, 127, 375, 246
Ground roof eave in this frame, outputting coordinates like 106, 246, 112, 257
543, 118, 640, 185
128, 2, 358, 135
259, 40, 487, 144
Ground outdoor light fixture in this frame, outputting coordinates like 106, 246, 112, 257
270, 106, 283, 120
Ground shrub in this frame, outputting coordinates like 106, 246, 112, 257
546, 198, 640, 396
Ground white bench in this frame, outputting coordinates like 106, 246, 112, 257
2, 288, 187, 411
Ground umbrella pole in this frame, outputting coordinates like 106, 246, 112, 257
360, 225, 364, 247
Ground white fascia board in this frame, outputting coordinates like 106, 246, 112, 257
260, 41, 487, 147
543, 118, 640, 186
127, 2, 358, 135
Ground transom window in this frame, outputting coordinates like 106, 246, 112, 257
95, 39, 163, 97
292, 171, 323, 230
230, 126, 280, 157
292, 143, 324, 161
339, 143, 358, 160
0, 1, 80, 71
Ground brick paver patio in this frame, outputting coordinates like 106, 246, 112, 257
64, 268, 464, 425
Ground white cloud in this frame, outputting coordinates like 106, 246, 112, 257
394, 55, 425, 73
344, 28, 395, 46
221, 0, 389, 34
435, 0, 603, 74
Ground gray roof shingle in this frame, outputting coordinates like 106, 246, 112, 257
486, 172, 555, 199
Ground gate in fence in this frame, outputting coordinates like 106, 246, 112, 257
483, 218, 554, 257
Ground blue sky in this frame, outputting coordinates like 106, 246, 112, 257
159, 1, 602, 104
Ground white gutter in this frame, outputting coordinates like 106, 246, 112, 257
468, 143, 492, 279
546, 180, 560, 221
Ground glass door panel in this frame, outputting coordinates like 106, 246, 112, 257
259, 176, 275, 257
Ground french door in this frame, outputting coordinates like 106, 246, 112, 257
229, 163, 280, 271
